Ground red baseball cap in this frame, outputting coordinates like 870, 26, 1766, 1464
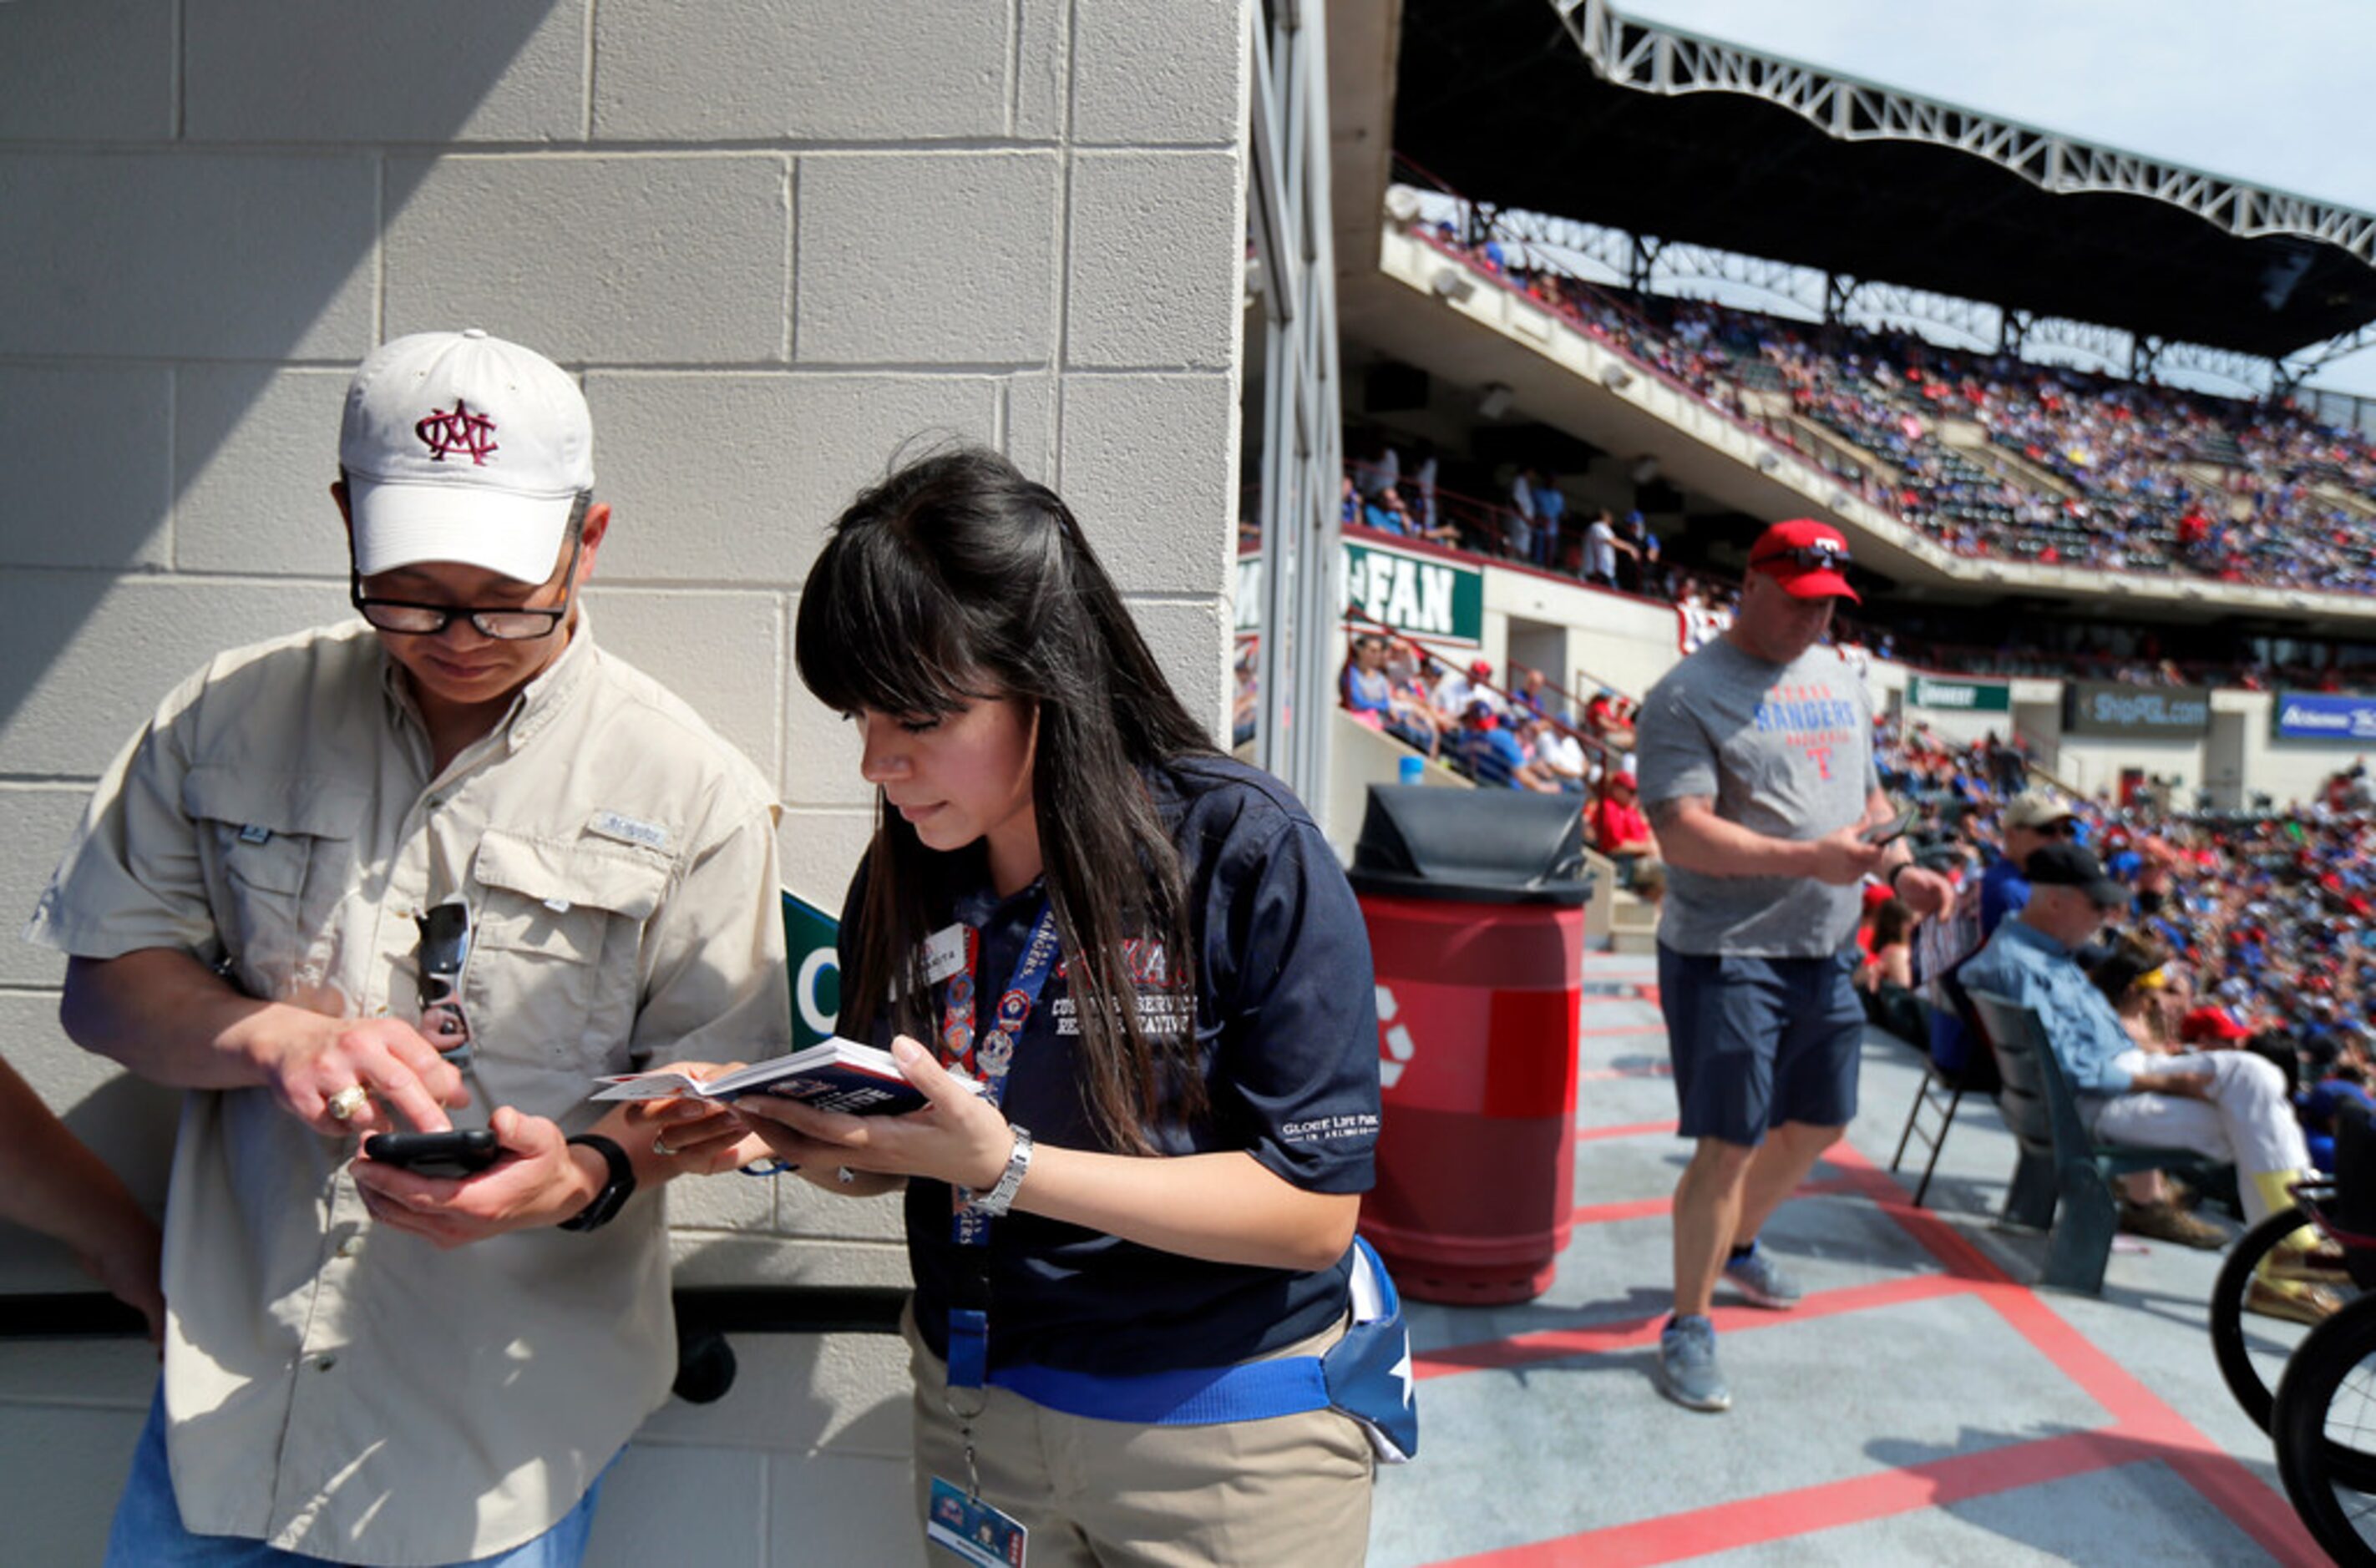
2177, 1005, 2252, 1044
1747, 518, 1860, 603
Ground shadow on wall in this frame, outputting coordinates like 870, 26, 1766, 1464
0, 2, 565, 749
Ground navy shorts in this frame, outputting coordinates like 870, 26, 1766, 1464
1658, 943, 1865, 1146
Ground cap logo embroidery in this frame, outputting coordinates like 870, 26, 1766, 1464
415, 398, 499, 465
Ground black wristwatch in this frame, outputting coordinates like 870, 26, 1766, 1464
557, 1133, 636, 1232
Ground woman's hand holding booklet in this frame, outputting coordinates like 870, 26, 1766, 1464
592, 1037, 984, 1117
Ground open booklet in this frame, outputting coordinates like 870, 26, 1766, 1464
590, 1037, 982, 1117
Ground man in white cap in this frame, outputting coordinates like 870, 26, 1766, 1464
28, 330, 790, 1566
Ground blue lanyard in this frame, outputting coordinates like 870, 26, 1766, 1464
941, 897, 1061, 1391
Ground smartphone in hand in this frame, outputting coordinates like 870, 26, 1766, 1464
1860, 805, 1918, 847
362, 1130, 501, 1178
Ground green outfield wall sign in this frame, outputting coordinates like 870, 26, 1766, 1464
1234, 542, 1485, 648
1908, 675, 2011, 713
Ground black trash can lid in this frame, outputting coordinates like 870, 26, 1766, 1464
1347, 785, 1591, 906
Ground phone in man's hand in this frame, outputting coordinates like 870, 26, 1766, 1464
1860, 805, 1918, 847
362, 1129, 502, 1179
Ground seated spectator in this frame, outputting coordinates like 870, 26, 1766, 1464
1339, 635, 1437, 756
1512, 667, 1552, 721
2087, 931, 2228, 1249
1583, 687, 1637, 753
1458, 704, 1528, 789
1431, 658, 1505, 730
1592, 770, 1656, 857
1858, 896, 1925, 1048
1534, 713, 1589, 792
1958, 843, 2340, 1322
1507, 714, 1568, 794
2303, 1072, 2376, 1174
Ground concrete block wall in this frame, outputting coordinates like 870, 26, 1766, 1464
0, 3, 1248, 1561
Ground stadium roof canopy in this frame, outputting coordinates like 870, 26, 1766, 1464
1393, 0, 2376, 362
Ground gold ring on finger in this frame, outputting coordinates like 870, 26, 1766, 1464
327, 1085, 372, 1122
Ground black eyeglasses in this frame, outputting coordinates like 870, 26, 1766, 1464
2042, 821, 2081, 838
416, 899, 474, 1066
1756, 541, 1852, 571
352, 536, 582, 641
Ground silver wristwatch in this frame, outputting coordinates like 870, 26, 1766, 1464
965, 1125, 1034, 1217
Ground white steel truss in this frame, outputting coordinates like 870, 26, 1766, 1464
1550, 0, 2376, 265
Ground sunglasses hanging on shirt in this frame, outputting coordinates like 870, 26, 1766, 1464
416, 898, 475, 1067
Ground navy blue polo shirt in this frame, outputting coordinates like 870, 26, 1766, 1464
840, 754, 1381, 1378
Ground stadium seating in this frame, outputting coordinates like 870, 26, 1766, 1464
1408, 222, 2376, 598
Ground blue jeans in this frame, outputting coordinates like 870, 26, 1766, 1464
106, 1387, 609, 1567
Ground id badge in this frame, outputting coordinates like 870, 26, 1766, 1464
923, 924, 970, 987
926, 1476, 1026, 1566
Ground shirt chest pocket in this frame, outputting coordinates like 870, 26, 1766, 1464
469, 830, 672, 1072
180, 766, 365, 998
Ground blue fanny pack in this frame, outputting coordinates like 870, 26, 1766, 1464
986, 1237, 1418, 1464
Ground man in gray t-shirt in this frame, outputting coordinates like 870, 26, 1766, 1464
1634, 518, 1950, 1414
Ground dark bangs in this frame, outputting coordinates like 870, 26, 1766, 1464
794, 507, 1007, 721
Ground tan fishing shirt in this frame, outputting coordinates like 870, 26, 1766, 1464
28, 614, 788, 1565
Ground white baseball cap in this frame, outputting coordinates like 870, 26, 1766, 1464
339, 329, 595, 584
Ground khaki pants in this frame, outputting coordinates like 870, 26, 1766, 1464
904, 1306, 1375, 1567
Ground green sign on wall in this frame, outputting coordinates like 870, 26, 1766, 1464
1340, 539, 1484, 647
1909, 675, 2012, 713
781, 889, 842, 1050
1234, 540, 1485, 646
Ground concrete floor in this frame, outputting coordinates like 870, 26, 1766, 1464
1366, 952, 2334, 1566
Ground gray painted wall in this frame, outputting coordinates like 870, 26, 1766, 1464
0, 3, 1249, 1560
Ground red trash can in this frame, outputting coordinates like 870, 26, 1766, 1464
1349, 787, 1590, 1304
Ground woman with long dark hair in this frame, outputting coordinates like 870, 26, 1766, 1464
733, 447, 1395, 1565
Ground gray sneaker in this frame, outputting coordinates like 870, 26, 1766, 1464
1658, 1315, 1731, 1412
1723, 1243, 1802, 1309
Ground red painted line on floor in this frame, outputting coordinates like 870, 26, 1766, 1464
1828, 1141, 2323, 1565
1574, 1119, 1679, 1143
1413, 1272, 1969, 1381
1433, 1429, 2239, 1568
1414, 1141, 2324, 1566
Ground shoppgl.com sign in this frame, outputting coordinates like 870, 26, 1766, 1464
2061, 680, 2211, 737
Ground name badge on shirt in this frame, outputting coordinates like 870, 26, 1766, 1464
588, 810, 668, 850
926, 1476, 1026, 1566
922, 923, 970, 986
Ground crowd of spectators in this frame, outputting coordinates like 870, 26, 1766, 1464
1869, 717, 2376, 1180
1330, 631, 1649, 817
1402, 213, 2376, 599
